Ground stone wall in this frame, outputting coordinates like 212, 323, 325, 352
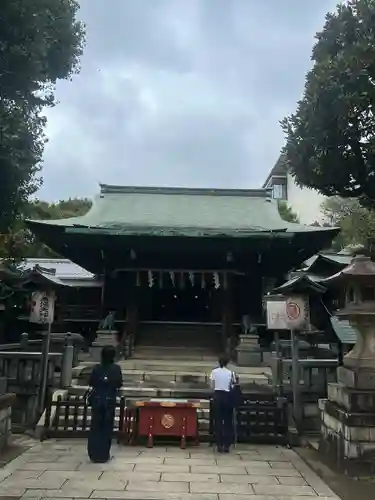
0, 394, 16, 452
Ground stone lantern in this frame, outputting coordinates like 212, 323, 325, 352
328, 254, 375, 378
319, 255, 375, 472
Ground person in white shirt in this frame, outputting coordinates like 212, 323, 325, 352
210, 356, 234, 453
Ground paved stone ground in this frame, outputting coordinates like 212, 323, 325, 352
0, 439, 340, 500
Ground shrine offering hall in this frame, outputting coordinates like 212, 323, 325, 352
27, 185, 338, 352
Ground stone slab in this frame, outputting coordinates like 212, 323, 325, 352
135, 463, 190, 473
38, 470, 103, 481
19, 461, 80, 471
1, 476, 66, 489
253, 484, 317, 496
278, 475, 309, 486
126, 480, 189, 492
190, 481, 254, 494
220, 474, 278, 484
164, 457, 216, 465
90, 492, 218, 500
219, 497, 335, 500
190, 465, 248, 474
62, 478, 127, 491
162, 472, 220, 482
246, 467, 302, 477
101, 471, 161, 482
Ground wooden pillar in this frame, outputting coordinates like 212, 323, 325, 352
221, 272, 233, 355
126, 272, 139, 346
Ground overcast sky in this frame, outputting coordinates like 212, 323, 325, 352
40, 0, 338, 201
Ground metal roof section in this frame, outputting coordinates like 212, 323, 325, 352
22, 259, 94, 280
20, 259, 101, 288
273, 274, 327, 295
303, 253, 353, 271
330, 316, 357, 344
26, 184, 339, 238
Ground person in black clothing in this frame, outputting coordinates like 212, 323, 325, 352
87, 345, 123, 463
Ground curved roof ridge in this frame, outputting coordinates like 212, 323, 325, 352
99, 184, 273, 198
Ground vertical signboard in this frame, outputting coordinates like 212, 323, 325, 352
29, 291, 55, 324
29, 290, 55, 413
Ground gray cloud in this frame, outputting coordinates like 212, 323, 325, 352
40, 0, 339, 200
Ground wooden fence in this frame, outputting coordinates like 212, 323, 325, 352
42, 392, 289, 445
42, 395, 127, 440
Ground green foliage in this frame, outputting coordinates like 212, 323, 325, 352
0, 198, 91, 259
0, 0, 85, 232
321, 196, 375, 250
281, 0, 375, 206
278, 200, 300, 223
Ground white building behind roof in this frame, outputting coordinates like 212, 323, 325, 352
263, 155, 326, 225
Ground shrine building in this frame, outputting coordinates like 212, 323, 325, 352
26, 185, 338, 354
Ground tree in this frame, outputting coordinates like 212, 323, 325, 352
321, 196, 375, 249
0, 0, 85, 233
278, 201, 300, 223
0, 198, 91, 259
281, 0, 375, 207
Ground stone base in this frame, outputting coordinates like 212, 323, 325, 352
236, 334, 262, 366
319, 381, 375, 474
0, 394, 15, 452
328, 382, 375, 413
338, 365, 375, 390
236, 347, 262, 367
89, 330, 117, 362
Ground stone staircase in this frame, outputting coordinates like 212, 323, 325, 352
72, 354, 270, 398
135, 322, 222, 351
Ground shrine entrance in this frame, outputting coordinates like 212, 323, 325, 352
139, 287, 217, 323
136, 276, 223, 351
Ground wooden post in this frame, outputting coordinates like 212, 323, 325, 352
38, 323, 52, 414
126, 273, 139, 349
291, 329, 302, 429
61, 334, 74, 389
274, 331, 283, 396
221, 272, 233, 356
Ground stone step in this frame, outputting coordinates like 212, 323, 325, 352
132, 348, 217, 361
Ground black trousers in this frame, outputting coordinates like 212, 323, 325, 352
213, 391, 234, 449
87, 403, 115, 463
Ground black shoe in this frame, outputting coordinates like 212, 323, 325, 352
217, 446, 223, 453
223, 447, 230, 453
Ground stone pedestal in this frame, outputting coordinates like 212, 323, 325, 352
319, 361, 375, 473
90, 330, 117, 362
235, 334, 262, 367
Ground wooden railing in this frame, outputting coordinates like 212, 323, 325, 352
270, 353, 339, 431
0, 352, 61, 388
42, 395, 126, 440
42, 392, 289, 446
209, 393, 289, 445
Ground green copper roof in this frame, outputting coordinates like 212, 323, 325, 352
330, 316, 357, 345
27, 185, 339, 238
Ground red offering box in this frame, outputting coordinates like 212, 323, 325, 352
135, 400, 200, 448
